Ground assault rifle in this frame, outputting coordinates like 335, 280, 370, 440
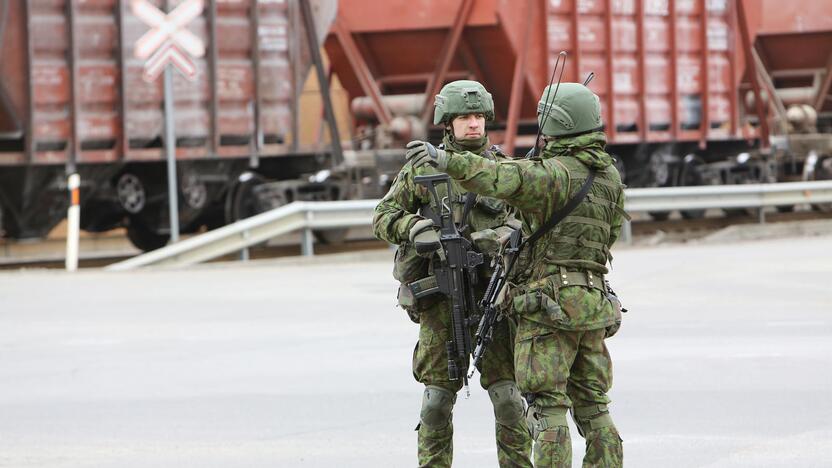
469, 228, 522, 377
413, 173, 484, 395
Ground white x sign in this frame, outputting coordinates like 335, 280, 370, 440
142, 42, 198, 82
132, 0, 205, 61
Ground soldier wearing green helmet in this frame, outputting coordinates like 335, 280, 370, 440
432, 79, 496, 124
373, 80, 532, 467
406, 82, 628, 467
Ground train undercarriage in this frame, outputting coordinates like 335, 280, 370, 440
1, 132, 830, 251
0, 152, 350, 252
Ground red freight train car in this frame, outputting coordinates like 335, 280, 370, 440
0, 0, 342, 250
2, 0, 830, 248
326, 0, 832, 215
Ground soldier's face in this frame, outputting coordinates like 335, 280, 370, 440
451, 113, 486, 140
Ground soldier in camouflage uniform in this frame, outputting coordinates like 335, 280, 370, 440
373, 80, 532, 468
406, 83, 627, 467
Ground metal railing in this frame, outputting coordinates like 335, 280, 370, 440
624, 180, 832, 211
106, 180, 832, 271
106, 200, 377, 271
619, 179, 832, 242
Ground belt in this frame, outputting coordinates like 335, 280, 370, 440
552, 267, 606, 292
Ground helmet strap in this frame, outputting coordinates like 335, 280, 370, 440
443, 127, 489, 153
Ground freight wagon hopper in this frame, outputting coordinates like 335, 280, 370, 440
739, 0, 832, 200
326, 0, 832, 217
0, 0, 339, 250
326, 0, 743, 187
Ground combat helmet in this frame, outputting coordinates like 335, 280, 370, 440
433, 80, 495, 125
537, 82, 602, 137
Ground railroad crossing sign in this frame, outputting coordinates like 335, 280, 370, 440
131, 0, 205, 82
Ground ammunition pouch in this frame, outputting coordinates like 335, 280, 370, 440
509, 278, 568, 343
393, 241, 429, 284
398, 281, 444, 323
394, 242, 439, 323
397, 284, 421, 323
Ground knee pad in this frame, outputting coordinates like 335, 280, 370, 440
526, 405, 568, 442
420, 386, 454, 430
488, 380, 525, 426
572, 404, 616, 437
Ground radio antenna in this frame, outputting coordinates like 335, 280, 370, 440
583, 72, 595, 86
529, 51, 567, 159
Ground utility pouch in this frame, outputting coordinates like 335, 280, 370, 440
603, 279, 628, 337
393, 241, 428, 284
511, 277, 567, 333
397, 284, 422, 323
476, 196, 506, 215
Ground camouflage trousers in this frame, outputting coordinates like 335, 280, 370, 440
413, 298, 532, 467
514, 317, 623, 468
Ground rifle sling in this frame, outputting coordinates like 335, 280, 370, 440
459, 192, 477, 232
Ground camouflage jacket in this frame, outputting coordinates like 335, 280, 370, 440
442, 132, 627, 331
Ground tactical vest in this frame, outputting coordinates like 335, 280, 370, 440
524, 154, 624, 279
416, 146, 509, 238
395, 147, 511, 310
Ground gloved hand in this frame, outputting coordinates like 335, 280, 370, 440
471, 226, 515, 255
408, 218, 442, 256
405, 140, 448, 170
470, 228, 501, 255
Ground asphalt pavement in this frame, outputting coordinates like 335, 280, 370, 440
1, 234, 831, 467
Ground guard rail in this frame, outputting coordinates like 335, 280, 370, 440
106, 180, 832, 270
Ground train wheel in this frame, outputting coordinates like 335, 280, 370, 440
648, 211, 671, 221
646, 147, 674, 221
679, 155, 706, 220
224, 173, 286, 223
722, 208, 755, 217
116, 173, 146, 214
312, 179, 349, 245
811, 156, 832, 213
126, 218, 168, 252
680, 210, 705, 220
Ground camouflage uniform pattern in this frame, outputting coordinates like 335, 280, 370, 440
440, 132, 626, 467
373, 135, 532, 467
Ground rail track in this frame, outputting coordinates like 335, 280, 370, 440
1, 209, 830, 271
